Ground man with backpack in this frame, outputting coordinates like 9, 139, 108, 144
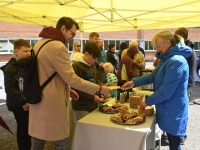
29, 17, 111, 150
0, 39, 31, 150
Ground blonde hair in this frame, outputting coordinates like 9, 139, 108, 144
152, 30, 180, 47
73, 42, 81, 52
129, 40, 138, 47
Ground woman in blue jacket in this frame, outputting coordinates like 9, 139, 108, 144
122, 30, 192, 150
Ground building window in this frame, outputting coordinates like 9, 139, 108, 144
116, 40, 120, 50
104, 40, 109, 51
30, 40, 39, 48
145, 41, 154, 50
194, 42, 200, 50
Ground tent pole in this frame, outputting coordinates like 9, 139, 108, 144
79, 21, 84, 53
80, 31, 83, 53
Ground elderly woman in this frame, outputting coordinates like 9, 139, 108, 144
117, 45, 139, 86
122, 30, 192, 150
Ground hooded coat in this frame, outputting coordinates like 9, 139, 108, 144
29, 27, 101, 141
0, 57, 27, 110
133, 44, 192, 136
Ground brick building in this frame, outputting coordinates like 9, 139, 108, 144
1, 21, 200, 62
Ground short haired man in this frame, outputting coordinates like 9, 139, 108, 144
89, 32, 99, 43
29, 17, 111, 149
97, 39, 107, 63
175, 28, 196, 99
97, 39, 107, 83
89, 32, 106, 84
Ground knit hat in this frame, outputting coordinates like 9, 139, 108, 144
106, 73, 118, 86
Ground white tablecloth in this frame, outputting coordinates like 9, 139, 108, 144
72, 99, 156, 150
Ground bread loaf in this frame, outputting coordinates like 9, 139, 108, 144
138, 106, 154, 116
130, 96, 145, 109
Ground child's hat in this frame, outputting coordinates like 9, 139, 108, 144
106, 73, 118, 85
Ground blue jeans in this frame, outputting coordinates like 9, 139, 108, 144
31, 137, 69, 150
166, 133, 181, 150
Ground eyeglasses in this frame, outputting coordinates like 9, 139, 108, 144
76, 45, 81, 47
69, 29, 76, 37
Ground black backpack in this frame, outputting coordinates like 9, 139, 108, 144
18, 39, 57, 104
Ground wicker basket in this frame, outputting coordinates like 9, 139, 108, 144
130, 95, 145, 109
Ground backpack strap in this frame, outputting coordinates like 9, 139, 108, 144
36, 39, 57, 57
35, 39, 58, 89
41, 72, 57, 90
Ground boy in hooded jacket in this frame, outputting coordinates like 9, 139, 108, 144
1, 39, 31, 150
71, 41, 105, 121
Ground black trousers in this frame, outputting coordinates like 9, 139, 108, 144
197, 64, 200, 75
12, 108, 31, 150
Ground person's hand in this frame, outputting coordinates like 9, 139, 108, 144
23, 103, 30, 111
121, 81, 134, 90
100, 86, 112, 96
133, 60, 142, 68
153, 58, 160, 67
139, 101, 147, 110
93, 95, 105, 103
104, 94, 110, 99
70, 89, 79, 101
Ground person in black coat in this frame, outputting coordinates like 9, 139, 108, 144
0, 39, 31, 150
175, 28, 196, 99
118, 42, 128, 62
175, 27, 196, 144
107, 43, 118, 74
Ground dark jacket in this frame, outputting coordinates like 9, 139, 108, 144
71, 54, 100, 112
185, 40, 196, 87
0, 58, 26, 111
138, 46, 145, 57
107, 50, 117, 69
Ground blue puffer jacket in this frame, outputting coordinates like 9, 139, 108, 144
133, 44, 192, 136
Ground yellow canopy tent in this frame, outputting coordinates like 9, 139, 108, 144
0, 0, 200, 32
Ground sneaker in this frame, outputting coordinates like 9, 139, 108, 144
184, 135, 187, 140
180, 138, 185, 145
165, 136, 186, 145
180, 135, 187, 145
165, 139, 169, 144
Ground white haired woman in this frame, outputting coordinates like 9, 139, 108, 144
122, 30, 192, 150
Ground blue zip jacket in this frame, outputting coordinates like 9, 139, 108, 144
133, 44, 192, 136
